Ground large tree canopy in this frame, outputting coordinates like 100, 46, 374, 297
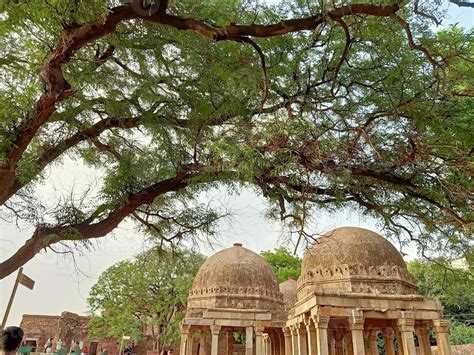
0, 0, 473, 278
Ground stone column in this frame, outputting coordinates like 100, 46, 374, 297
433, 320, 452, 355
187, 329, 194, 355
297, 324, 308, 355
263, 334, 268, 355
255, 325, 265, 355
344, 332, 354, 355
241, 327, 253, 355
246, 326, 254, 355
180, 324, 191, 355
367, 330, 378, 355
334, 334, 344, 355
394, 329, 404, 355
266, 334, 273, 355
397, 313, 416, 355
199, 329, 207, 355
328, 329, 336, 355
283, 327, 292, 355
304, 317, 317, 355
349, 310, 365, 355
313, 314, 330, 355
278, 331, 285, 355
382, 329, 395, 355
291, 326, 299, 355
271, 331, 281, 355
210, 325, 221, 355
415, 322, 432, 355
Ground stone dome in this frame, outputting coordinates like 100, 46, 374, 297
279, 278, 297, 310
187, 243, 285, 311
298, 227, 418, 299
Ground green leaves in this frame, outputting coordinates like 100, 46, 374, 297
0, 0, 473, 277
408, 257, 473, 321
261, 247, 301, 283
88, 247, 205, 348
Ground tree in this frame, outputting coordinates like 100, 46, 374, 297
407, 255, 474, 344
261, 247, 301, 283
0, 1, 473, 278
87, 247, 205, 351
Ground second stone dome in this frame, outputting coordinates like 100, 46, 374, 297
297, 227, 418, 300
187, 243, 284, 311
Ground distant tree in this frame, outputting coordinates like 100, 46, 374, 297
261, 247, 301, 283
407, 254, 474, 345
88, 247, 205, 351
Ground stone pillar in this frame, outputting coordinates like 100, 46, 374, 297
180, 324, 191, 355
266, 334, 273, 355
382, 329, 395, 355
328, 335, 335, 355
246, 326, 254, 355
283, 327, 292, 355
255, 325, 265, 355
334, 335, 344, 355
349, 310, 365, 355
415, 322, 432, 355
313, 314, 330, 355
199, 330, 207, 355
328, 329, 336, 355
210, 325, 221, 355
344, 332, 353, 355
276, 330, 290, 355
433, 320, 452, 355
397, 313, 416, 355
367, 330, 378, 355
271, 331, 281, 355
187, 329, 194, 355
304, 317, 317, 355
263, 334, 268, 355
291, 326, 299, 355
394, 329, 404, 355
297, 324, 308, 355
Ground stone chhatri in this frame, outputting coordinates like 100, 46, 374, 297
180, 227, 452, 355
298, 226, 418, 299
187, 242, 284, 310
279, 278, 297, 311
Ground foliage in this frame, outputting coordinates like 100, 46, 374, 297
261, 247, 301, 283
87, 247, 205, 350
448, 321, 474, 345
408, 256, 473, 322
0, 1, 473, 278
408, 255, 474, 345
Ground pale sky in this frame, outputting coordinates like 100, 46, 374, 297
1, 2, 472, 328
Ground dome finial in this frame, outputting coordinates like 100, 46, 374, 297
233, 242, 242, 247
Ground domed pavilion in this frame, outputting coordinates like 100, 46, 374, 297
286, 227, 452, 355
180, 243, 286, 355
180, 228, 452, 355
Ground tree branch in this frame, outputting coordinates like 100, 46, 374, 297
0, 168, 199, 279
0, 3, 405, 206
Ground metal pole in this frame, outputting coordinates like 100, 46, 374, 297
1, 267, 23, 330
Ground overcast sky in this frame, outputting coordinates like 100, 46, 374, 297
1, 2, 472, 328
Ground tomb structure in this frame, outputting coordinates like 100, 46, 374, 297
180, 227, 452, 355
